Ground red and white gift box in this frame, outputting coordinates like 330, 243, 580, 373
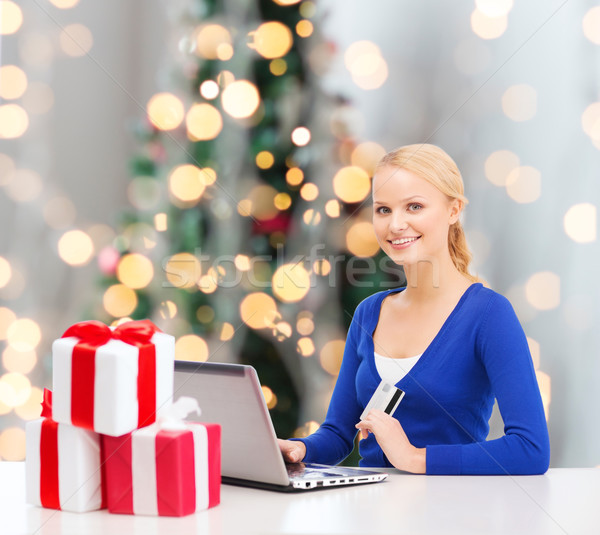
52, 320, 174, 437
26, 390, 106, 513
102, 398, 221, 517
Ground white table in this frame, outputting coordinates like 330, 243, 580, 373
2, 462, 599, 535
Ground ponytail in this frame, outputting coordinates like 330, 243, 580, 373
448, 221, 479, 283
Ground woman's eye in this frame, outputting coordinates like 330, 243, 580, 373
376, 206, 391, 214
408, 203, 423, 211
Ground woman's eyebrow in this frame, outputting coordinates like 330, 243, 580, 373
373, 196, 427, 204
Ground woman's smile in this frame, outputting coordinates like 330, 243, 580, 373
388, 236, 421, 249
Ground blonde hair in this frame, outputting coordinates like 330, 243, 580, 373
376, 143, 479, 283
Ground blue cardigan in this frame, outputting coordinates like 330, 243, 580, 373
297, 283, 550, 475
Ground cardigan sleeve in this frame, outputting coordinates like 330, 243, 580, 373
291, 307, 366, 465
426, 293, 550, 475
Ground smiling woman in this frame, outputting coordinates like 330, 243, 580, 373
279, 143, 550, 476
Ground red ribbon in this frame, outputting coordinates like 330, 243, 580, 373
41, 388, 53, 418
40, 418, 60, 509
62, 320, 160, 430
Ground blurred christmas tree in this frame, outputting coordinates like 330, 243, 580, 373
90, 0, 401, 454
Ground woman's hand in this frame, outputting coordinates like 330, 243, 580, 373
278, 439, 306, 464
355, 409, 426, 474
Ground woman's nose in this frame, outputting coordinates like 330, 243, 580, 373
390, 213, 407, 232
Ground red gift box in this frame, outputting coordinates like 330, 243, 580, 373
103, 408, 220, 516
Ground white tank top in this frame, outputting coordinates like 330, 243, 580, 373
374, 352, 422, 384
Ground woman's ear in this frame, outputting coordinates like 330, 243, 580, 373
448, 199, 463, 225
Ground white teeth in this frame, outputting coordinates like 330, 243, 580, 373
391, 237, 419, 245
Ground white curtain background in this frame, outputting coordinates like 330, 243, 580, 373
1, 0, 599, 468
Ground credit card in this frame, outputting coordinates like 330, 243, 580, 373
360, 381, 405, 421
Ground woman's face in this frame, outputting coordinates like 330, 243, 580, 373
372, 165, 461, 266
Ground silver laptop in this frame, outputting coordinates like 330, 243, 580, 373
173, 361, 388, 492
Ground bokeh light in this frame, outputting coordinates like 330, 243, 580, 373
0, 104, 29, 139
333, 166, 371, 203
351, 142, 386, 176
505, 166, 541, 203
0, 1, 23, 35
22, 81, 55, 115
291, 126, 311, 146
563, 203, 597, 243
525, 271, 560, 310
272, 263, 311, 303
20, 33, 54, 66
59, 23, 93, 57
320, 340, 345, 376
0, 257, 12, 288
154, 212, 167, 232
0, 153, 15, 184
4, 169, 43, 202
286, 167, 304, 186
103, 284, 138, 317
222, 80, 260, 119
248, 184, 278, 220
296, 316, 314, 336
313, 258, 331, 276
297, 337, 315, 357
0, 65, 27, 99
117, 254, 154, 289
300, 183, 319, 201
262, 385, 278, 409
256, 151, 275, 169
240, 292, 279, 329
471, 9, 508, 40
6, 319, 41, 352
296, 20, 314, 38
234, 254, 251, 271
581, 102, 600, 145
269, 59, 287, 76
58, 230, 94, 266
219, 322, 234, 341
175, 335, 209, 362
502, 84, 537, 122
344, 40, 389, 90
195, 24, 233, 60
165, 252, 201, 289
49, 0, 80, 7
200, 80, 220, 100
250, 22, 293, 59
346, 221, 380, 257
475, 0, 514, 17
0, 427, 26, 461
325, 199, 341, 218
0, 307, 16, 339
2, 347, 37, 374
0, 372, 31, 407
186, 103, 223, 140
15, 387, 43, 420
274, 192, 292, 210
169, 164, 206, 203
159, 300, 178, 320
583, 7, 600, 45
303, 208, 321, 226
484, 149, 520, 186
147, 93, 185, 131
